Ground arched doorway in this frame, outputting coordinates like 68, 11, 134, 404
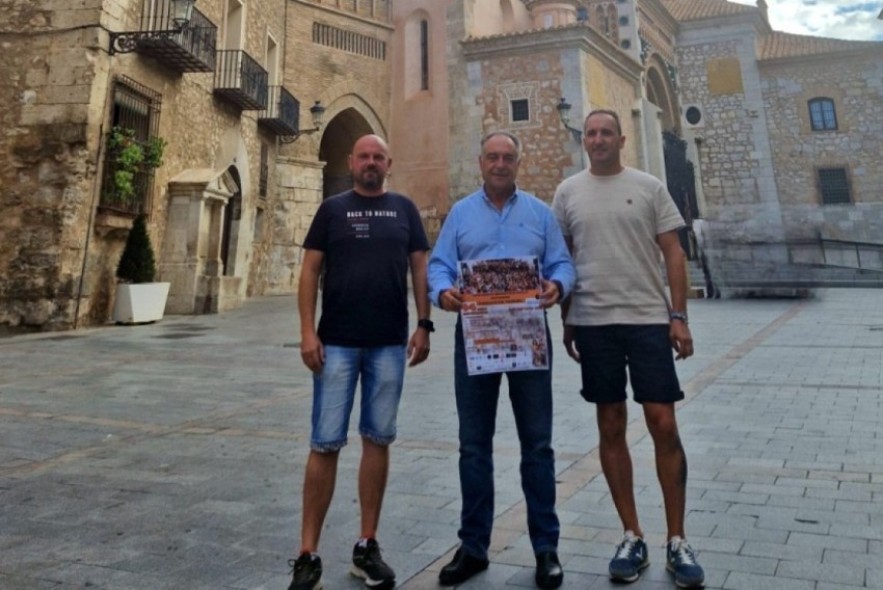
220, 165, 242, 276
645, 60, 677, 132
318, 107, 374, 199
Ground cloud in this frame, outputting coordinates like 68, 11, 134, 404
728, 0, 883, 40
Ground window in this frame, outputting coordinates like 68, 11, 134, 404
420, 19, 429, 91
259, 142, 269, 197
100, 76, 162, 215
808, 98, 837, 131
511, 99, 529, 122
818, 167, 851, 205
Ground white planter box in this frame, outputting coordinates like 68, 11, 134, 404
112, 282, 171, 324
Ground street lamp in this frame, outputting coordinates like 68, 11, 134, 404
281, 101, 327, 144
556, 97, 583, 143
109, 0, 197, 55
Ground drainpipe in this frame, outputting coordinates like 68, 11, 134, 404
74, 79, 112, 328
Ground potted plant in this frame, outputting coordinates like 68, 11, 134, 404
111, 214, 171, 324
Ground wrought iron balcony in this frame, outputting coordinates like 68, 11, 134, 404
213, 50, 268, 110
258, 86, 300, 136
110, 3, 217, 73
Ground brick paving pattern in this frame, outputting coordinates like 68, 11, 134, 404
0, 289, 881, 589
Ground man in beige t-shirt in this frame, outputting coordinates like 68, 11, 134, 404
552, 110, 704, 589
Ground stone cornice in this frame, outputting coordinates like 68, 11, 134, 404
461, 23, 643, 82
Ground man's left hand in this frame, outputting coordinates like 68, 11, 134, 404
407, 328, 430, 367
670, 321, 694, 360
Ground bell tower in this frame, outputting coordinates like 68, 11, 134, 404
521, 0, 581, 28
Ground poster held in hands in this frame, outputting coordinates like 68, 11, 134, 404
458, 256, 548, 375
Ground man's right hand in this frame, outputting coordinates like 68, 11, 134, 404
300, 332, 325, 373
563, 324, 580, 362
439, 288, 464, 312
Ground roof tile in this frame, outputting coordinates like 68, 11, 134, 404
759, 31, 882, 60
659, 0, 756, 22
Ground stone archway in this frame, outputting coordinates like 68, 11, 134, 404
319, 107, 377, 199
645, 57, 677, 132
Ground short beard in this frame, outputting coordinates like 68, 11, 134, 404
356, 170, 384, 191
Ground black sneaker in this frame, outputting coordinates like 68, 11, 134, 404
351, 538, 396, 589
288, 553, 322, 590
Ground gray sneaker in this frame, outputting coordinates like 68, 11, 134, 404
608, 531, 650, 583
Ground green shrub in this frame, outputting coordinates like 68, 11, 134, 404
116, 214, 157, 284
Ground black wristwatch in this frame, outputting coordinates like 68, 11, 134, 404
417, 319, 435, 332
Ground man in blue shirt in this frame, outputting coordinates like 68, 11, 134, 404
429, 131, 575, 589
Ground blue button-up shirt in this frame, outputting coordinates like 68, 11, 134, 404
429, 187, 576, 306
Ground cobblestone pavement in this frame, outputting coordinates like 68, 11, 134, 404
1, 289, 881, 589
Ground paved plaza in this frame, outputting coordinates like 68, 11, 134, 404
1, 289, 881, 589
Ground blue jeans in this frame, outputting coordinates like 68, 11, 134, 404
453, 320, 559, 558
310, 344, 406, 452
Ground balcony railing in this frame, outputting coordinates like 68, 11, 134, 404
258, 86, 300, 136
122, 4, 217, 73
213, 50, 268, 110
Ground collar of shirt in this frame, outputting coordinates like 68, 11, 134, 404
480, 185, 519, 215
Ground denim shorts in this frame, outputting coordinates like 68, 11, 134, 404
573, 324, 683, 404
310, 344, 406, 452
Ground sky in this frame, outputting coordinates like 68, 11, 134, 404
728, 0, 883, 41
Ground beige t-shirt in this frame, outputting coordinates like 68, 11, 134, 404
552, 167, 684, 326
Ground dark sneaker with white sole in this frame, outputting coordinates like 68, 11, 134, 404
666, 537, 705, 588
288, 553, 322, 590
609, 531, 649, 583
351, 538, 396, 589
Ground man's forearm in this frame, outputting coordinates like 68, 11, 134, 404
411, 260, 431, 320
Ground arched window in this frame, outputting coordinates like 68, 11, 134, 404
404, 11, 430, 96
808, 97, 837, 131
420, 19, 429, 91
500, 0, 515, 32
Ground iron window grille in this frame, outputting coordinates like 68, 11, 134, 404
100, 76, 163, 215
818, 167, 851, 205
259, 143, 269, 198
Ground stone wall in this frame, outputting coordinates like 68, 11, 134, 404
0, 0, 324, 330
675, 24, 791, 288
1, 1, 103, 331
269, 0, 394, 293
761, 53, 883, 252
676, 19, 883, 290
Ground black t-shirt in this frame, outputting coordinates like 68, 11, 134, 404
303, 190, 429, 346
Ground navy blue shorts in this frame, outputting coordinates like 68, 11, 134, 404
573, 324, 683, 405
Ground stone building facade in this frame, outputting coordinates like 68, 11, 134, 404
0, 0, 395, 331
664, 0, 883, 289
3, 0, 882, 332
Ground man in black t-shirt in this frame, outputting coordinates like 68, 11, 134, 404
288, 135, 431, 590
